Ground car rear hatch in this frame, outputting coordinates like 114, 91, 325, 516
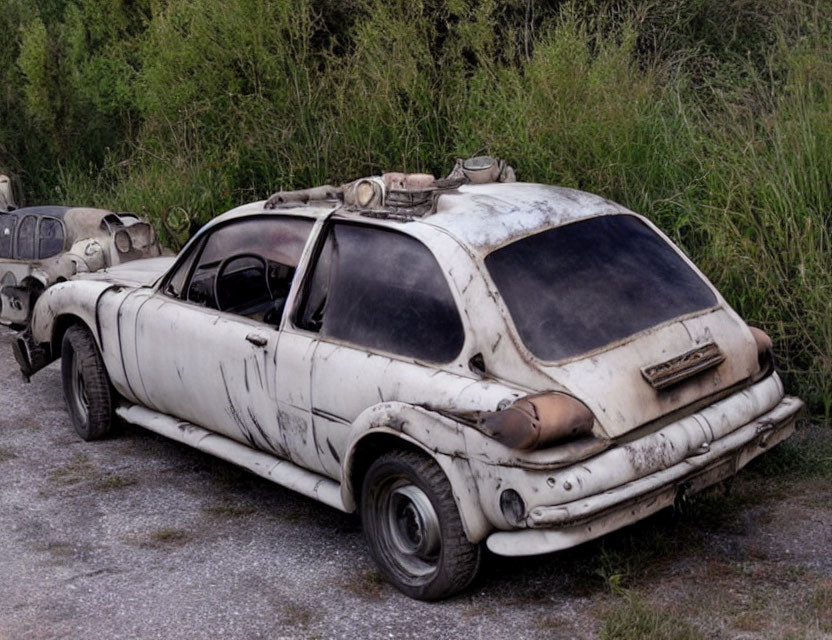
544, 307, 760, 438
485, 213, 762, 439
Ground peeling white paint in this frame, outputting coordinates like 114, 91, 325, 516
23, 181, 804, 564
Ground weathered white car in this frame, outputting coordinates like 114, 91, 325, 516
0, 204, 164, 326
15, 168, 803, 600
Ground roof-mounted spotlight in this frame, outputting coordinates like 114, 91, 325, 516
445, 156, 517, 185
345, 177, 386, 209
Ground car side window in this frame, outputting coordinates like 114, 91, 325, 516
38, 218, 65, 259
16, 215, 36, 260
183, 216, 314, 324
0, 216, 14, 259
296, 223, 464, 363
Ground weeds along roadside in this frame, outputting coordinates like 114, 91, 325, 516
2, 0, 831, 419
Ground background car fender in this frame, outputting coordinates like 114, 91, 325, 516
25, 267, 50, 289
52, 251, 91, 278
0, 269, 50, 326
341, 401, 492, 543
68, 238, 106, 272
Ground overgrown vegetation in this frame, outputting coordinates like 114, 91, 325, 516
2, 0, 831, 416
600, 594, 702, 640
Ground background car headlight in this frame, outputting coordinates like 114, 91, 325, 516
114, 229, 132, 253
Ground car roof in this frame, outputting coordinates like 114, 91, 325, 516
424, 183, 631, 252
1, 205, 116, 223
1, 205, 73, 219
195, 182, 632, 255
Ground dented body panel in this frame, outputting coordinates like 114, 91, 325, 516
487, 391, 801, 555
21, 181, 803, 560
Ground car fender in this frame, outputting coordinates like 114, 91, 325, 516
30, 279, 119, 347
341, 401, 492, 543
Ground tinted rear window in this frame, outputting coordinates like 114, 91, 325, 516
485, 215, 717, 361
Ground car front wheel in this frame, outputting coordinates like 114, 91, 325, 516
360, 449, 481, 600
61, 324, 114, 441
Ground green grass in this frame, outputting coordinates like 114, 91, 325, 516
143, 528, 192, 548
809, 582, 832, 632
343, 569, 385, 600
202, 504, 257, 518
3, 0, 832, 420
748, 424, 832, 481
49, 453, 96, 486
599, 594, 702, 640
95, 474, 137, 491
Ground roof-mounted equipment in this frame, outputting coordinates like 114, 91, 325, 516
264, 185, 341, 209
343, 172, 445, 220
446, 156, 516, 184
263, 156, 516, 220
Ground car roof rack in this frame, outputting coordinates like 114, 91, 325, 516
264, 156, 516, 221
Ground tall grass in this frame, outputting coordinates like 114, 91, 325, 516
2, 0, 831, 416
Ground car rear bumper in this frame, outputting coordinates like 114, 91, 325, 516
485, 392, 803, 556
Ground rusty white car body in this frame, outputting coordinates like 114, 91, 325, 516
16, 174, 803, 599
0, 205, 164, 326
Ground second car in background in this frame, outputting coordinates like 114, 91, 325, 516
0, 205, 165, 326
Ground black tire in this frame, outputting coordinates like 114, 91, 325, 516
61, 324, 114, 441
360, 449, 481, 600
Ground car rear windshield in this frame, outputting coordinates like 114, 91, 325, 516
485, 215, 717, 362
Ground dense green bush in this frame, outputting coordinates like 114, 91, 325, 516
1, 0, 830, 416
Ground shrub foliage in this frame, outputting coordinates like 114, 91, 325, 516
2, 0, 831, 416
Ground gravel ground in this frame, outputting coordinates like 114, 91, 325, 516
1, 328, 830, 640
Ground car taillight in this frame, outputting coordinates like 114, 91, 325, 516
474, 393, 595, 450
749, 326, 774, 371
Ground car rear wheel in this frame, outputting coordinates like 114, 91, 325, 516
360, 449, 480, 600
61, 325, 114, 441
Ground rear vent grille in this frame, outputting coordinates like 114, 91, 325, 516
641, 342, 725, 390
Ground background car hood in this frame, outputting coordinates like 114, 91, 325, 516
79, 257, 175, 287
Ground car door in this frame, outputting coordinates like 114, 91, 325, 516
123, 215, 315, 457
291, 222, 472, 479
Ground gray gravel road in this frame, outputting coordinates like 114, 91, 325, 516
0, 329, 601, 640
1, 328, 830, 640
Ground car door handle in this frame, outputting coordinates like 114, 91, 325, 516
245, 333, 268, 347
